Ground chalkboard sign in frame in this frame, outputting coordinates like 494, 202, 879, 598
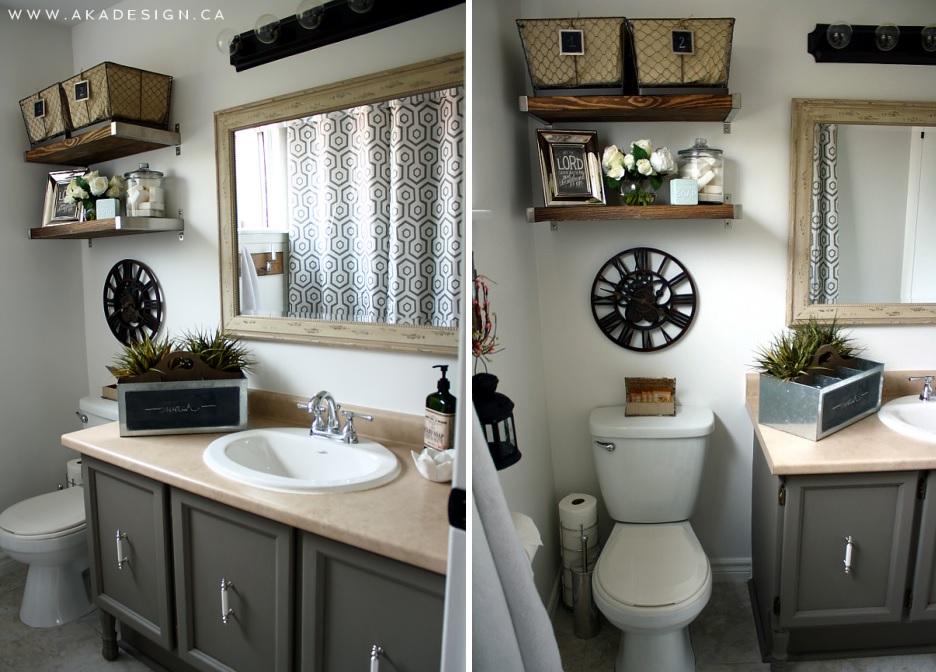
536, 129, 606, 206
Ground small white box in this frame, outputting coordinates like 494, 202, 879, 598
95, 198, 120, 219
670, 178, 699, 205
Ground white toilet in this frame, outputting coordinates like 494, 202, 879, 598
589, 404, 715, 672
0, 395, 118, 627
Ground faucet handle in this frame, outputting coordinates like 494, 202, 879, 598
909, 375, 935, 401
340, 410, 373, 444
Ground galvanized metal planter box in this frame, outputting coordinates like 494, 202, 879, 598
116, 351, 247, 437
758, 350, 884, 441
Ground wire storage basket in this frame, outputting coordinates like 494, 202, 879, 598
61, 62, 172, 132
19, 83, 70, 145
627, 18, 734, 93
560, 518, 599, 608
517, 17, 627, 94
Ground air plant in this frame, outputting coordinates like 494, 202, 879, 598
107, 335, 175, 379
753, 318, 862, 382
179, 326, 255, 374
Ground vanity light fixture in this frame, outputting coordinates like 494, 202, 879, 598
809, 23, 936, 65
226, 0, 464, 72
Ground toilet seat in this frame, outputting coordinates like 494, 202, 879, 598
594, 521, 710, 610
0, 488, 85, 540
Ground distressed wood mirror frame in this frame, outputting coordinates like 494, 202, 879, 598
789, 97, 936, 325
216, 53, 463, 354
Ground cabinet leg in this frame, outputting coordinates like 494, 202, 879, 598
770, 628, 789, 672
100, 610, 118, 661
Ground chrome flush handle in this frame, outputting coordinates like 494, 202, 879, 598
594, 440, 615, 452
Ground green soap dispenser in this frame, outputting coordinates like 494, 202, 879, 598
424, 364, 457, 450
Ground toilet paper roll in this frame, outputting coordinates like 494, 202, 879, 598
559, 493, 597, 538
66, 458, 83, 488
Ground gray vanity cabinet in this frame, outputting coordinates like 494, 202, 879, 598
83, 457, 174, 652
172, 489, 294, 672
777, 471, 917, 627
910, 470, 936, 621
299, 532, 445, 671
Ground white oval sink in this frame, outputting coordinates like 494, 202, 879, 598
204, 427, 400, 493
878, 396, 936, 443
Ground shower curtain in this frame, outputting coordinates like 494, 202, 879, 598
809, 123, 840, 304
286, 86, 463, 326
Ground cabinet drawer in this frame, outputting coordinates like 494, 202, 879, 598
779, 471, 918, 627
172, 489, 293, 672
83, 457, 173, 649
299, 532, 445, 672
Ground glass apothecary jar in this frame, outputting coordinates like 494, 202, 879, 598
677, 138, 724, 204
125, 163, 165, 217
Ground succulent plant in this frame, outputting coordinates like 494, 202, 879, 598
107, 335, 175, 379
107, 327, 254, 380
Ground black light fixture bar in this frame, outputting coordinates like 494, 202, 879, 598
231, 0, 465, 72
808, 24, 936, 65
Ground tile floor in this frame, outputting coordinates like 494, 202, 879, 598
554, 581, 936, 671
0, 565, 148, 672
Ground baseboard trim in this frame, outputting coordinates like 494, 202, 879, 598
711, 557, 752, 583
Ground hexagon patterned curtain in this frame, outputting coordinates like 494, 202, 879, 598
809, 122, 839, 304
285, 86, 463, 327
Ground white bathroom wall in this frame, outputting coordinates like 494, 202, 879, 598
69, 0, 465, 417
0, 18, 90, 527
474, 0, 936, 604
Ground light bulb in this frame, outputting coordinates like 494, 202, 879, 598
297, 0, 324, 30
348, 0, 374, 14
826, 21, 852, 50
216, 28, 239, 55
254, 14, 281, 44
875, 23, 900, 51
923, 25, 936, 53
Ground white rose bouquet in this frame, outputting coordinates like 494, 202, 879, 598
63, 170, 126, 220
601, 139, 675, 205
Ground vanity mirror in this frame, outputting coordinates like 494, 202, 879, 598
216, 52, 463, 354
789, 98, 936, 324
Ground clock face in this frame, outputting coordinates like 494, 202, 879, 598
590, 247, 697, 351
103, 259, 163, 344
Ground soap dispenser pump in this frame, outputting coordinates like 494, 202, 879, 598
424, 364, 457, 450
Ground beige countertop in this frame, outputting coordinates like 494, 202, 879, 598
62, 390, 450, 575
748, 370, 936, 476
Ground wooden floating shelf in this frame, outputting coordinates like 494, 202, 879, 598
24, 121, 180, 166
527, 204, 740, 223
520, 93, 740, 124
29, 216, 184, 240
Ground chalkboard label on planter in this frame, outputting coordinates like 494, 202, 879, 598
118, 379, 247, 436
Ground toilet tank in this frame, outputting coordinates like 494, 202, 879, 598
78, 396, 119, 427
590, 405, 714, 523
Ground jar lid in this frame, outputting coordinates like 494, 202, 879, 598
678, 138, 722, 156
124, 162, 163, 179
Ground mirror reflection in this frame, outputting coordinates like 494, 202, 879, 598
217, 53, 464, 353
788, 98, 936, 325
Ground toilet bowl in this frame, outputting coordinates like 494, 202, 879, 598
0, 395, 118, 627
589, 405, 715, 672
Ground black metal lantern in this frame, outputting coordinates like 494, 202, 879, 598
472, 373, 521, 470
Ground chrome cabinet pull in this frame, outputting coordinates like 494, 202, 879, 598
594, 440, 615, 452
116, 530, 130, 570
844, 535, 854, 574
370, 645, 384, 672
221, 579, 234, 624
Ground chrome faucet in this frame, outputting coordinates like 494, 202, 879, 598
299, 391, 373, 443
909, 376, 935, 401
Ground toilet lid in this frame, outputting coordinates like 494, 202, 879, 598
595, 522, 709, 607
0, 487, 85, 536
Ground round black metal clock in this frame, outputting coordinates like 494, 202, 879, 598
590, 247, 697, 352
102, 259, 163, 344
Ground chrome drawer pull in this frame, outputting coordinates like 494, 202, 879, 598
221, 579, 234, 624
116, 530, 130, 570
370, 645, 384, 672
844, 535, 854, 574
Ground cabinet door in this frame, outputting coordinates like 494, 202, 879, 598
911, 471, 936, 620
83, 457, 173, 649
779, 471, 918, 628
299, 532, 445, 672
172, 489, 293, 672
